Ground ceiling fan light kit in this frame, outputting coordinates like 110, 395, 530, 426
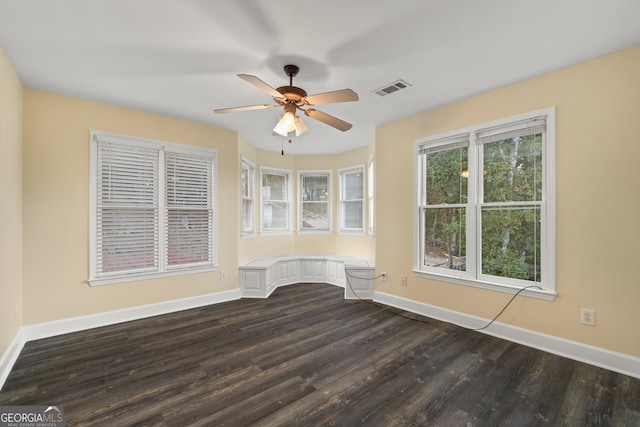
214, 64, 358, 140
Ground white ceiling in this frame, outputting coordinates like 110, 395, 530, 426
1, 0, 639, 155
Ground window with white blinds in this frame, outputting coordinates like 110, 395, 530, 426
89, 131, 216, 285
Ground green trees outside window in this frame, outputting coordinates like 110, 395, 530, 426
417, 110, 553, 291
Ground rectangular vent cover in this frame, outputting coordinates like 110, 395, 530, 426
372, 79, 412, 97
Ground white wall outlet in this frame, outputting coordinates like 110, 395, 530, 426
581, 308, 595, 326
220, 271, 227, 281
381, 272, 387, 282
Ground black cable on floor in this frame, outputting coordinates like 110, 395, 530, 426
344, 270, 541, 331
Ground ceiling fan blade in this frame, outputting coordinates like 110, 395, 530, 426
237, 74, 284, 99
303, 89, 358, 106
214, 104, 277, 114
303, 108, 353, 132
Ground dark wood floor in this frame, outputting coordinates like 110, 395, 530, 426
1, 283, 639, 426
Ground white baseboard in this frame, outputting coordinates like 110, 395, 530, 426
3, 287, 638, 391
23, 289, 241, 342
0, 289, 241, 389
0, 328, 25, 388
374, 290, 640, 379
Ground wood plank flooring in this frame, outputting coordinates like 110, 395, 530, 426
1, 283, 639, 426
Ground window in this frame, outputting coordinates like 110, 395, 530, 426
298, 170, 331, 232
241, 158, 255, 236
367, 156, 375, 235
415, 108, 555, 297
339, 165, 365, 233
89, 131, 216, 285
260, 167, 291, 233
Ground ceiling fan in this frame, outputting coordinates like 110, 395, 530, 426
214, 64, 358, 137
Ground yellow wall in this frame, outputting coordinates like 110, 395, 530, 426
22, 90, 239, 324
375, 46, 640, 357
0, 44, 23, 356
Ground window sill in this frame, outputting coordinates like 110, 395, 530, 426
259, 230, 293, 236
338, 230, 366, 236
412, 269, 556, 301
88, 265, 218, 286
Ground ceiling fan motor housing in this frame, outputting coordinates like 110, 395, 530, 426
277, 64, 307, 102
276, 85, 307, 102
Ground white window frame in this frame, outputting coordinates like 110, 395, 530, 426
413, 108, 556, 300
339, 165, 366, 234
367, 156, 375, 236
297, 170, 332, 233
241, 157, 255, 237
260, 166, 292, 234
89, 130, 217, 286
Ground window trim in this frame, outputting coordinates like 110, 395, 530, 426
413, 108, 556, 300
241, 157, 256, 238
89, 130, 217, 286
297, 170, 332, 234
367, 155, 375, 236
338, 164, 366, 234
260, 166, 292, 234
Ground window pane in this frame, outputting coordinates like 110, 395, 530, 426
423, 207, 466, 271
98, 208, 158, 272
166, 153, 211, 207
483, 133, 542, 203
241, 166, 250, 197
343, 201, 362, 229
302, 175, 328, 201
263, 174, 286, 201
302, 202, 329, 229
481, 206, 540, 282
425, 147, 467, 205
344, 172, 363, 200
264, 201, 288, 229
242, 199, 253, 232
167, 209, 211, 265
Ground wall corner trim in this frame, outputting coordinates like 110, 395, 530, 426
374, 291, 640, 379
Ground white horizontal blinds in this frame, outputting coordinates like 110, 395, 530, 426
476, 116, 546, 145
96, 141, 159, 275
418, 133, 469, 155
165, 150, 214, 267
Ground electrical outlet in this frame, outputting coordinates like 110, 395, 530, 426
220, 271, 227, 281
381, 272, 387, 282
581, 308, 595, 326
400, 275, 407, 286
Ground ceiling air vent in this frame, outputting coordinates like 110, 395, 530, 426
372, 79, 412, 97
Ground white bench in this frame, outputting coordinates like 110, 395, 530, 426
239, 254, 375, 299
